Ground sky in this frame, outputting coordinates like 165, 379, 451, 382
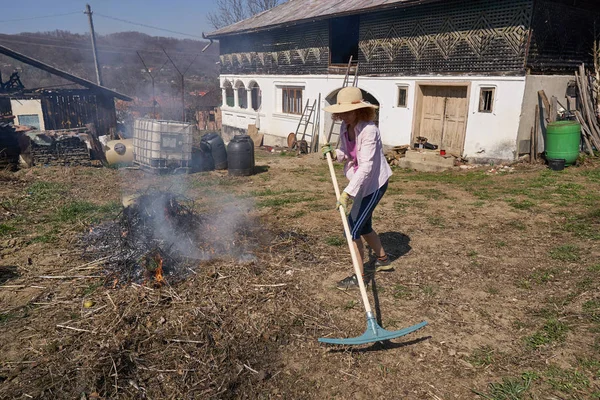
1, 0, 219, 40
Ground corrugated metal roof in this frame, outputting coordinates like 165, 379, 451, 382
205, 0, 442, 38
0, 44, 133, 101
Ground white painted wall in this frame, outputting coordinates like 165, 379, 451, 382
517, 75, 574, 154
219, 74, 526, 160
10, 99, 45, 131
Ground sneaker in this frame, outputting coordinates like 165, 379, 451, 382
374, 255, 393, 272
336, 274, 369, 291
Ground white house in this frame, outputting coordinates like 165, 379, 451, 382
205, 0, 599, 162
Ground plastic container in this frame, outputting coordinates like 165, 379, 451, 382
201, 132, 228, 170
133, 118, 193, 171
548, 158, 566, 171
105, 139, 134, 166
227, 135, 254, 176
545, 121, 581, 166
191, 147, 214, 172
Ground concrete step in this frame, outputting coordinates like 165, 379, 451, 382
396, 149, 456, 172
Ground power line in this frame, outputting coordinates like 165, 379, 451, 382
0, 11, 80, 23
94, 13, 206, 40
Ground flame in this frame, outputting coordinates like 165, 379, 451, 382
154, 253, 166, 285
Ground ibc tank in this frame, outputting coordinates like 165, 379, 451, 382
201, 132, 228, 170
227, 135, 254, 176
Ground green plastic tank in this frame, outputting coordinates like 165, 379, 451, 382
545, 121, 581, 165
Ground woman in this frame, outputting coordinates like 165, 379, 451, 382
322, 86, 393, 290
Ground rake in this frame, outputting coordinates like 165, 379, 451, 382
319, 152, 427, 345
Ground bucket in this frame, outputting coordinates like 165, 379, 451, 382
545, 121, 581, 165
548, 158, 566, 171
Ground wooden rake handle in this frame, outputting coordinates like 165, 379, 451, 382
325, 152, 373, 314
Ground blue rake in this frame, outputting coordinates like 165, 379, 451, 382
319, 314, 427, 345
320, 152, 428, 346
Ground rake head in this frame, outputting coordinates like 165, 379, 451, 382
319, 314, 427, 346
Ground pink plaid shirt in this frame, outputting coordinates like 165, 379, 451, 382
334, 121, 392, 198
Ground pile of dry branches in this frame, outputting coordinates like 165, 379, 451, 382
80, 191, 256, 286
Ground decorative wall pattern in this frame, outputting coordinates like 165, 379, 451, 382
358, 0, 533, 75
219, 23, 330, 75
217, 0, 598, 76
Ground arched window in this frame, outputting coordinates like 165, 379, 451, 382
235, 81, 247, 109
223, 80, 234, 107
249, 81, 262, 111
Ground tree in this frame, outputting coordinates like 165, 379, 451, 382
207, 0, 282, 30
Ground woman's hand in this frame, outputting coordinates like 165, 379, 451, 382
336, 191, 353, 214
321, 143, 336, 160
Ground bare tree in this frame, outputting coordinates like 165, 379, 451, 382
207, 0, 282, 30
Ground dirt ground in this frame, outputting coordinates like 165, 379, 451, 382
1, 149, 600, 399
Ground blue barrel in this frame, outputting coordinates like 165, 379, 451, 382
227, 135, 254, 176
201, 132, 228, 170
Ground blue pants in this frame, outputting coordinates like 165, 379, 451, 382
348, 181, 388, 240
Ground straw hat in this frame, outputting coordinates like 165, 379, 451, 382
323, 87, 378, 113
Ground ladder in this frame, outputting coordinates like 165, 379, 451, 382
326, 56, 359, 146
294, 98, 317, 153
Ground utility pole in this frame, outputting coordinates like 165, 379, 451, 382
84, 4, 103, 86
163, 49, 199, 122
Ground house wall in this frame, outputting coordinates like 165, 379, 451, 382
10, 99, 45, 130
517, 75, 574, 154
220, 74, 527, 160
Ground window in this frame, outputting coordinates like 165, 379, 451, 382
282, 87, 303, 115
329, 15, 359, 64
223, 82, 234, 107
397, 86, 408, 108
479, 87, 495, 112
237, 86, 247, 109
18, 114, 40, 130
209, 113, 215, 122
250, 82, 261, 111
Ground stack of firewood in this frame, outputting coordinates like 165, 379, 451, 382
575, 63, 600, 156
385, 145, 409, 165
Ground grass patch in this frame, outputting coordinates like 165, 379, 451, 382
54, 201, 121, 224
251, 188, 298, 197
506, 198, 535, 210
544, 365, 589, 394
256, 195, 316, 208
30, 228, 59, 244
549, 245, 580, 262
392, 284, 413, 300
426, 215, 445, 228
525, 318, 569, 349
472, 373, 534, 400
325, 236, 345, 246
416, 188, 448, 200
468, 346, 496, 367
27, 181, 68, 203
507, 220, 527, 231
0, 223, 16, 237
583, 299, 600, 323
589, 264, 600, 273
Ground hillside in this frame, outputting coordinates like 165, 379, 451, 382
0, 30, 220, 99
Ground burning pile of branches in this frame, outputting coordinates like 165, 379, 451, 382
81, 190, 256, 286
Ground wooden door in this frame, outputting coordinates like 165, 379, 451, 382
419, 86, 468, 155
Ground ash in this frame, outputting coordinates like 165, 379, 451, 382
80, 191, 257, 285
